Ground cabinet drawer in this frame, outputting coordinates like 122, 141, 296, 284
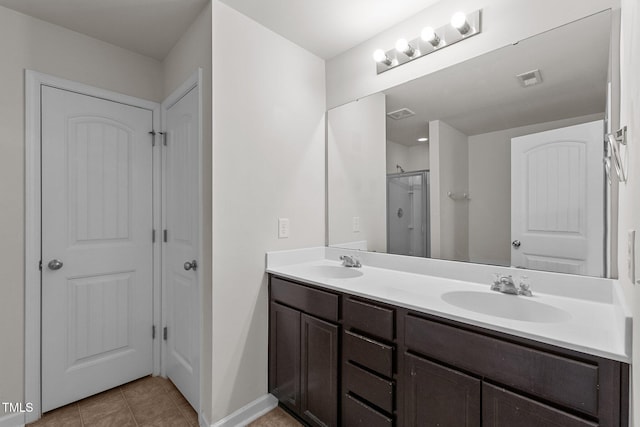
344, 297, 394, 341
483, 383, 598, 427
344, 362, 394, 413
270, 276, 339, 322
344, 330, 393, 378
344, 393, 393, 427
405, 314, 599, 416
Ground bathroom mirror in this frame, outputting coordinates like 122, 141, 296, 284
327, 10, 615, 277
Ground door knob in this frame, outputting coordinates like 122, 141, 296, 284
47, 259, 64, 270
512, 240, 521, 249
184, 260, 198, 271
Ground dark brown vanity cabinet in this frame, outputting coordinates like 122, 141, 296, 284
403, 353, 481, 426
269, 275, 629, 427
342, 297, 397, 427
402, 312, 627, 427
269, 277, 339, 427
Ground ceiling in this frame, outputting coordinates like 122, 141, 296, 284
219, 0, 441, 59
385, 11, 610, 146
0, 0, 442, 61
0, 0, 209, 60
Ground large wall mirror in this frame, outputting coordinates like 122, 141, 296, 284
327, 10, 616, 278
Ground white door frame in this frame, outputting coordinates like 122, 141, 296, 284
160, 69, 204, 413
24, 70, 162, 423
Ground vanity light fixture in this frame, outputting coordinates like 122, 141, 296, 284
451, 11, 472, 35
395, 38, 417, 57
421, 26, 441, 47
373, 49, 393, 66
373, 9, 482, 74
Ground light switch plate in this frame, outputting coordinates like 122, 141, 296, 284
278, 218, 290, 239
352, 216, 360, 233
628, 229, 635, 283
635, 230, 640, 285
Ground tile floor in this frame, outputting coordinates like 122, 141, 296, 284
26, 376, 303, 427
248, 407, 302, 427
27, 376, 199, 427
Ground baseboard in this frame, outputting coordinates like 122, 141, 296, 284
211, 394, 278, 427
0, 412, 25, 427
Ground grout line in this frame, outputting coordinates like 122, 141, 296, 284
76, 403, 84, 427
164, 380, 197, 426
76, 401, 87, 427
120, 386, 139, 426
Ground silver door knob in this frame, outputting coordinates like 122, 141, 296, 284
48, 259, 63, 270
512, 240, 521, 249
184, 260, 198, 271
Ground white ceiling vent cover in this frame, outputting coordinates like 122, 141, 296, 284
387, 108, 416, 120
516, 69, 543, 87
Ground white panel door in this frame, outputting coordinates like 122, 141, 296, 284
163, 86, 200, 410
41, 86, 154, 411
511, 120, 604, 276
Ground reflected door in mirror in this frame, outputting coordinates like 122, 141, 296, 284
511, 120, 605, 276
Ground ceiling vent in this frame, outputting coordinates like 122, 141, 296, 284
387, 108, 416, 120
516, 69, 543, 87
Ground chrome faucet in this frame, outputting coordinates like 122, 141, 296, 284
491, 274, 532, 296
491, 274, 518, 294
340, 255, 361, 268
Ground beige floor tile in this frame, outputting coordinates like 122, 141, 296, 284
129, 391, 178, 425
83, 409, 137, 427
27, 403, 82, 427
248, 407, 303, 427
78, 388, 127, 425
122, 376, 167, 401
167, 387, 190, 407
177, 403, 199, 426
124, 383, 169, 407
138, 411, 191, 427
28, 376, 198, 427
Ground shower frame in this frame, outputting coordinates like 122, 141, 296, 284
386, 170, 430, 257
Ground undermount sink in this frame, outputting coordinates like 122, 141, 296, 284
307, 265, 364, 279
441, 291, 572, 323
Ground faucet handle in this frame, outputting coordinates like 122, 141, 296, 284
340, 255, 361, 268
518, 276, 533, 296
490, 273, 502, 291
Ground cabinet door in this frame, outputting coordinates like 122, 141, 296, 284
269, 302, 301, 413
301, 314, 339, 427
404, 353, 481, 427
483, 383, 598, 427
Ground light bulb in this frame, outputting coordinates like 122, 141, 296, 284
451, 12, 471, 35
395, 38, 415, 57
372, 49, 392, 65
421, 26, 440, 47
417, 137, 428, 142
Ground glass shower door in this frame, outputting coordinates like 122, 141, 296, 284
387, 171, 430, 257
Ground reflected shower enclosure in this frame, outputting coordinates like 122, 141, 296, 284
387, 171, 430, 257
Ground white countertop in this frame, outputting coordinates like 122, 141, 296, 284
266, 248, 632, 363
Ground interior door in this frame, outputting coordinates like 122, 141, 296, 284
163, 85, 200, 410
511, 120, 604, 276
41, 86, 154, 411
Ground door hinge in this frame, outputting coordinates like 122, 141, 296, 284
163, 229, 168, 242
152, 325, 156, 339
159, 132, 167, 146
149, 130, 156, 146
163, 327, 168, 340
152, 229, 156, 243
38, 260, 42, 271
